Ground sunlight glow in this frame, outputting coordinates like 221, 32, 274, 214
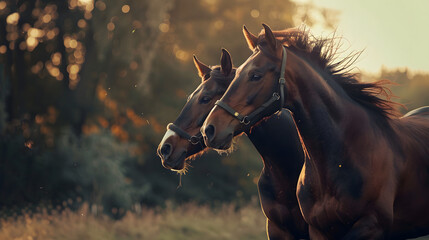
291, 0, 429, 73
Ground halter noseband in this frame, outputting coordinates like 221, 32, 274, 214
214, 46, 287, 125
167, 123, 202, 145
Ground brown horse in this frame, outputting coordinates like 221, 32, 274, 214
157, 49, 309, 239
202, 24, 429, 239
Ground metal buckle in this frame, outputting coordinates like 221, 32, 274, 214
241, 116, 250, 125
273, 92, 280, 100
189, 136, 200, 145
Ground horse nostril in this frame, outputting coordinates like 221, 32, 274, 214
160, 143, 172, 160
162, 160, 173, 170
204, 124, 216, 141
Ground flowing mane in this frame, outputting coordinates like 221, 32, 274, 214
257, 27, 400, 118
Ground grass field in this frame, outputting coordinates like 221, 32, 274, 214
1, 203, 429, 240
0, 203, 267, 240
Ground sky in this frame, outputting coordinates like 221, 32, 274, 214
291, 0, 429, 73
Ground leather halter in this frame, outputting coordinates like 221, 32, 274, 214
167, 123, 202, 145
214, 46, 287, 125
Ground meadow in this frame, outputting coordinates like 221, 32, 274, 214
3, 202, 429, 240
0, 203, 267, 240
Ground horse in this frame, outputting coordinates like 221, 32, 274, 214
157, 49, 309, 239
201, 24, 429, 239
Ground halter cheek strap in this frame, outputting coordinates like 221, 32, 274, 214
278, 46, 287, 108
214, 46, 287, 125
167, 123, 202, 145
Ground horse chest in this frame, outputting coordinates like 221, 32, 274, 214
258, 168, 301, 227
297, 162, 361, 231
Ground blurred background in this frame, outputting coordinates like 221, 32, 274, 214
0, 0, 427, 239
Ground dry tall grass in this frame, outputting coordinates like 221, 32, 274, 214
3, 203, 429, 240
0, 203, 267, 240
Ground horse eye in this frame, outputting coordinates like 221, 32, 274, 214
199, 96, 212, 104
250, 73, 262, 81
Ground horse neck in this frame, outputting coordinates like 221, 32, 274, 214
284, 53, 375, 166
247, 111, 304, 179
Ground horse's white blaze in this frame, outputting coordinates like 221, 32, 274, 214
160, 129, 177, 145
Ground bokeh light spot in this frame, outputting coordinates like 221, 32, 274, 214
121, 5, 130, 13
159, 23, 169, 33
42, 14, 52, 23
107, 22, 115, 31
26, 37, 38, 50
68, 64, 80, 74
6, 12, 20, 25
77, 19, 87, 28
69, 39, 78, 48
0, 1, 6, 10
51, 52, 62, 66
46, 30, 56, 40
84, 12, 92, 20
28, 28, 44, 38
250, 9, 260, 18
95, 0, 106, 11
0, 45, 7, 54
50, 67, 60, 77
175, 50, 189, 61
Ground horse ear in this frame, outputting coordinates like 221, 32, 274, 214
220, 48, 233, 76
243, 25, 258, 51
193, 55, 211, 79
262, 23, 277, 51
